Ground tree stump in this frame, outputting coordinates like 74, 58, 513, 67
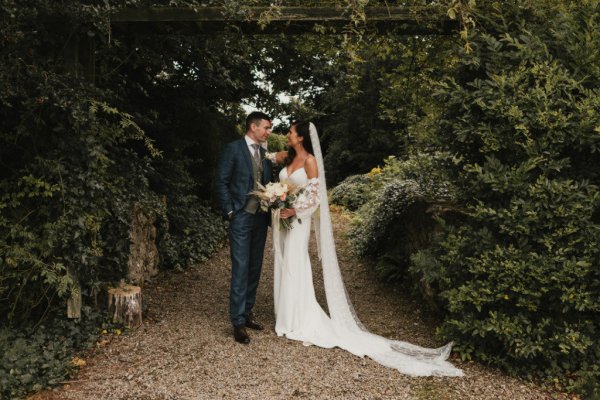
108, 283, 142, 328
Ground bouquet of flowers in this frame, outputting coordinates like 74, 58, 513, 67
252, 181, 304, 230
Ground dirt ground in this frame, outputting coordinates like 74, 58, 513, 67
31, 209, 569, 400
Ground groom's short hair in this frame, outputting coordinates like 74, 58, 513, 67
245, 111, 271, 132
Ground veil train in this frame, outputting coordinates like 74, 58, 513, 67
308, 123, 463, 377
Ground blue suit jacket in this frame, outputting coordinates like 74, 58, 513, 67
215, 138, 273, 218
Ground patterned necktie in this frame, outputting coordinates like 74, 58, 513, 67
251, 144, 261, 165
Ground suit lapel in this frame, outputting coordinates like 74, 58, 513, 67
260, 147, 270, 183
239, 138, 253, 173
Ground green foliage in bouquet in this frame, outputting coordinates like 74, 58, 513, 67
423, 0, 600, 392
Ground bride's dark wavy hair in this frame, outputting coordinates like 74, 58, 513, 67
284, 121, 314, 166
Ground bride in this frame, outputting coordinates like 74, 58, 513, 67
269, 121, 463, 377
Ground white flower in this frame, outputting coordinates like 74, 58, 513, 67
263, 182, 287, 198
265, 152, 277, 162
273, 183, 287, 197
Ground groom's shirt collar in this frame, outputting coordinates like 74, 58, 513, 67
244, 135, 267, 153
244, 135, 258, 146
244, 135, 257, 157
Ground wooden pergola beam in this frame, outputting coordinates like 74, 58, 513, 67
110, 6, 457, 35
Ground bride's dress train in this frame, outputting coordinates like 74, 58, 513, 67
272, 124, 463, 377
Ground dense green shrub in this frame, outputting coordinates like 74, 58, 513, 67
0, 2, 234, 396
0, 1, 230, 390
351, 179, 424, 257
348, 154, 457, 282
419, 0, 600, 392
0, 308, 102, 400
267, 132, 289, 152
308, 32, 455, 186
0, 1, 241, 326
376, 155, 457, 201
151, 158, 227, 270
329, 174, 373, 211
0, 97, 160, 323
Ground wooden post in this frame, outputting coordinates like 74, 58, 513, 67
108, 283, 143, 328
67, 281, 82, 319
63, 31, 95, 319
110, 6, 458, 35
64, 33, 82, 318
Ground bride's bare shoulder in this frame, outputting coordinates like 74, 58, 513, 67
304, 155, 318, 178
305, 154, 317, 165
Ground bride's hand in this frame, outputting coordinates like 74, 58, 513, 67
273, 151, 288, 164
280, 208, 296, 219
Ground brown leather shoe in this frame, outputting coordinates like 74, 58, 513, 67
233, 325, 250, 344
245, 318, 264, 331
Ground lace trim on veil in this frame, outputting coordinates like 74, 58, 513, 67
308, 123, 463, 376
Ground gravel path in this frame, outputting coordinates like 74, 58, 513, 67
34, 209, 568, 400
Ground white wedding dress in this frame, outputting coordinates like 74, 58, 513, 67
271, 124, 463, 377
274, 166, 340, 348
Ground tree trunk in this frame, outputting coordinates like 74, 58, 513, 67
128, 202, 159, 284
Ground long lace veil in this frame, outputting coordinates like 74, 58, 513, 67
309, 123, 463, 376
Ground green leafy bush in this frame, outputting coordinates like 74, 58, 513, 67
329, 174, 373, 211
267, 132, 289, 152
0, 97, 160, 323
351, 179, 424, 257
348, 154, 457, 282
0, 0, 233, 326
0, 3, 230, 396
420, 0, 600, 392
151, 158, 227, 269
0, 307, 102, 400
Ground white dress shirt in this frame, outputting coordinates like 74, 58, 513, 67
244, 135, 262, 158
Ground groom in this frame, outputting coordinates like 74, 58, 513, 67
215, 111, 273, 344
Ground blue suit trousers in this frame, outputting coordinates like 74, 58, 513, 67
228, 209, 269, 327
